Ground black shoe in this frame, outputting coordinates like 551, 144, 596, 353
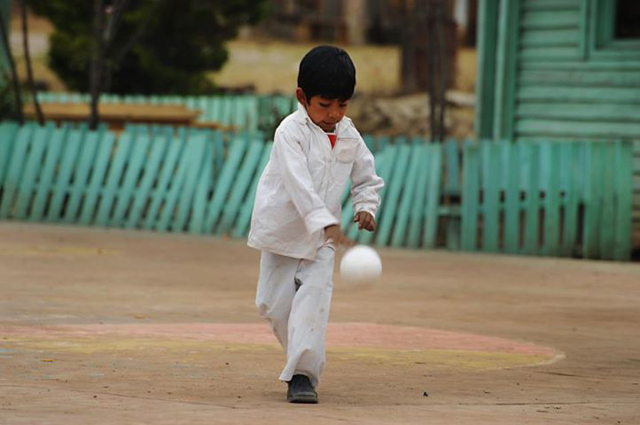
287, 374, 318, 404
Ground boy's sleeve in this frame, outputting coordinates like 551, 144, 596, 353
273, 129, 338, 234
350, 141, 384, 217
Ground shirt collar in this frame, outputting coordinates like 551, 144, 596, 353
294, 102, 347, 134
294, 102, 310, 124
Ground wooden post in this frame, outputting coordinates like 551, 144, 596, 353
0, 3, 24, 124
474, 0, 499, 139
89, 0, 105, 130
19, 0, 44, 125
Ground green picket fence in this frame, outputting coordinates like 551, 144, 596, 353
460, 140, 633, 261
0, 121, 635, 260
0, 122, 442, 248
0, 121, 267, 236
35, 92, 298, 133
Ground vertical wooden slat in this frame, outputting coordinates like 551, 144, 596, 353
14, 124, 53, 219
542, 142, 561, 256
561, 143, 581, 257
0, 124, 34, 219
559, 142, 572, 195
614, 141, 633, 261
217, 140, 265, 235
124, 133, 170, 229
376, 143, 411, 247
142, 132, 185, 230
0, 121, 19, 187
95, 129, 136, 226
221, 96, 232, 126
109, 134, 152, 227
598, 142, 616, 260
363, 135, 375, 153
173, 134, 209, 232
391, 142, 423, 247
231, 96, 245, 129
202, 135, 250, 233
376, 136, 388, 153
210, 96, 222, 124
62, 129, 101, 223
424, 143, 443, 249
30, 125, 69, 222
445, 139, 462, 250
482, 142, 500, 252
231, 143, 273, 238
523, 142, 540, 255
444, 139, 460, 195
461, 142, 480, 251
248, 96, 260, 133
188, 141, 214, 234
45, 128, 84, 222
212, 130, 225, 178
78, 132, 116, 225
155, 133, 194, 232
407, 145, 429, 248
504, 141, 521, 252
582, 142, 603, 259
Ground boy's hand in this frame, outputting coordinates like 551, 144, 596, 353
354, 212, 376, 232
324, 224, 354, 247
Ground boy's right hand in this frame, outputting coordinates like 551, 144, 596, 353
324, 224, 355, 247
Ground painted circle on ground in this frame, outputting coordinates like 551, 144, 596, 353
1, 323, 562, 371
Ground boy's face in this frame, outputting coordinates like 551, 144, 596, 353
296, 88, 349, 132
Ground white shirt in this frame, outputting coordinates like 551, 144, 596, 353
248, 103, 384, 260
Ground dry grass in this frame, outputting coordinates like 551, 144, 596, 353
455, 48, 477, 93
212, 39, 477, 96
15, 57, 67, 92
210, 39, 401, 95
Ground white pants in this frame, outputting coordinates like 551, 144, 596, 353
256, 246, 335, 388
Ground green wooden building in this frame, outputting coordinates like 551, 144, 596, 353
475, 0, 640, 244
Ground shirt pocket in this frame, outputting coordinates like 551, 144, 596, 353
332, 145, 356, 186
336, 141, 358, 164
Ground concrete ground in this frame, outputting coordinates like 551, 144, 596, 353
0, 223, 639, 424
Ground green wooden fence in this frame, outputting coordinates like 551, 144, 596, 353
460, 140, 633, 261
0, 122, 443, 248
0, 121, 634, 260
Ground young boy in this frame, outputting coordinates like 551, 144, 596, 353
248, 45, 384, 403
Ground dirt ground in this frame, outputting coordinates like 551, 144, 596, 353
0, 223, 639, 425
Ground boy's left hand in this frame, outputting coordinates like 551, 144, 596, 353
354, 212, 376, 232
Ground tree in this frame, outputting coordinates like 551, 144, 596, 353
19, 0, 44, 124
0, 5, 24, 123
28, 0, 267, 95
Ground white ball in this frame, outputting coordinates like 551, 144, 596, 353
340, 245, 382, 283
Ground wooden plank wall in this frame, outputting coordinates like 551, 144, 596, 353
513, 0, 640, 142
479, 0, 640, 246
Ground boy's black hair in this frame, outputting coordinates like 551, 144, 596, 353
298, 45, 356, 102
